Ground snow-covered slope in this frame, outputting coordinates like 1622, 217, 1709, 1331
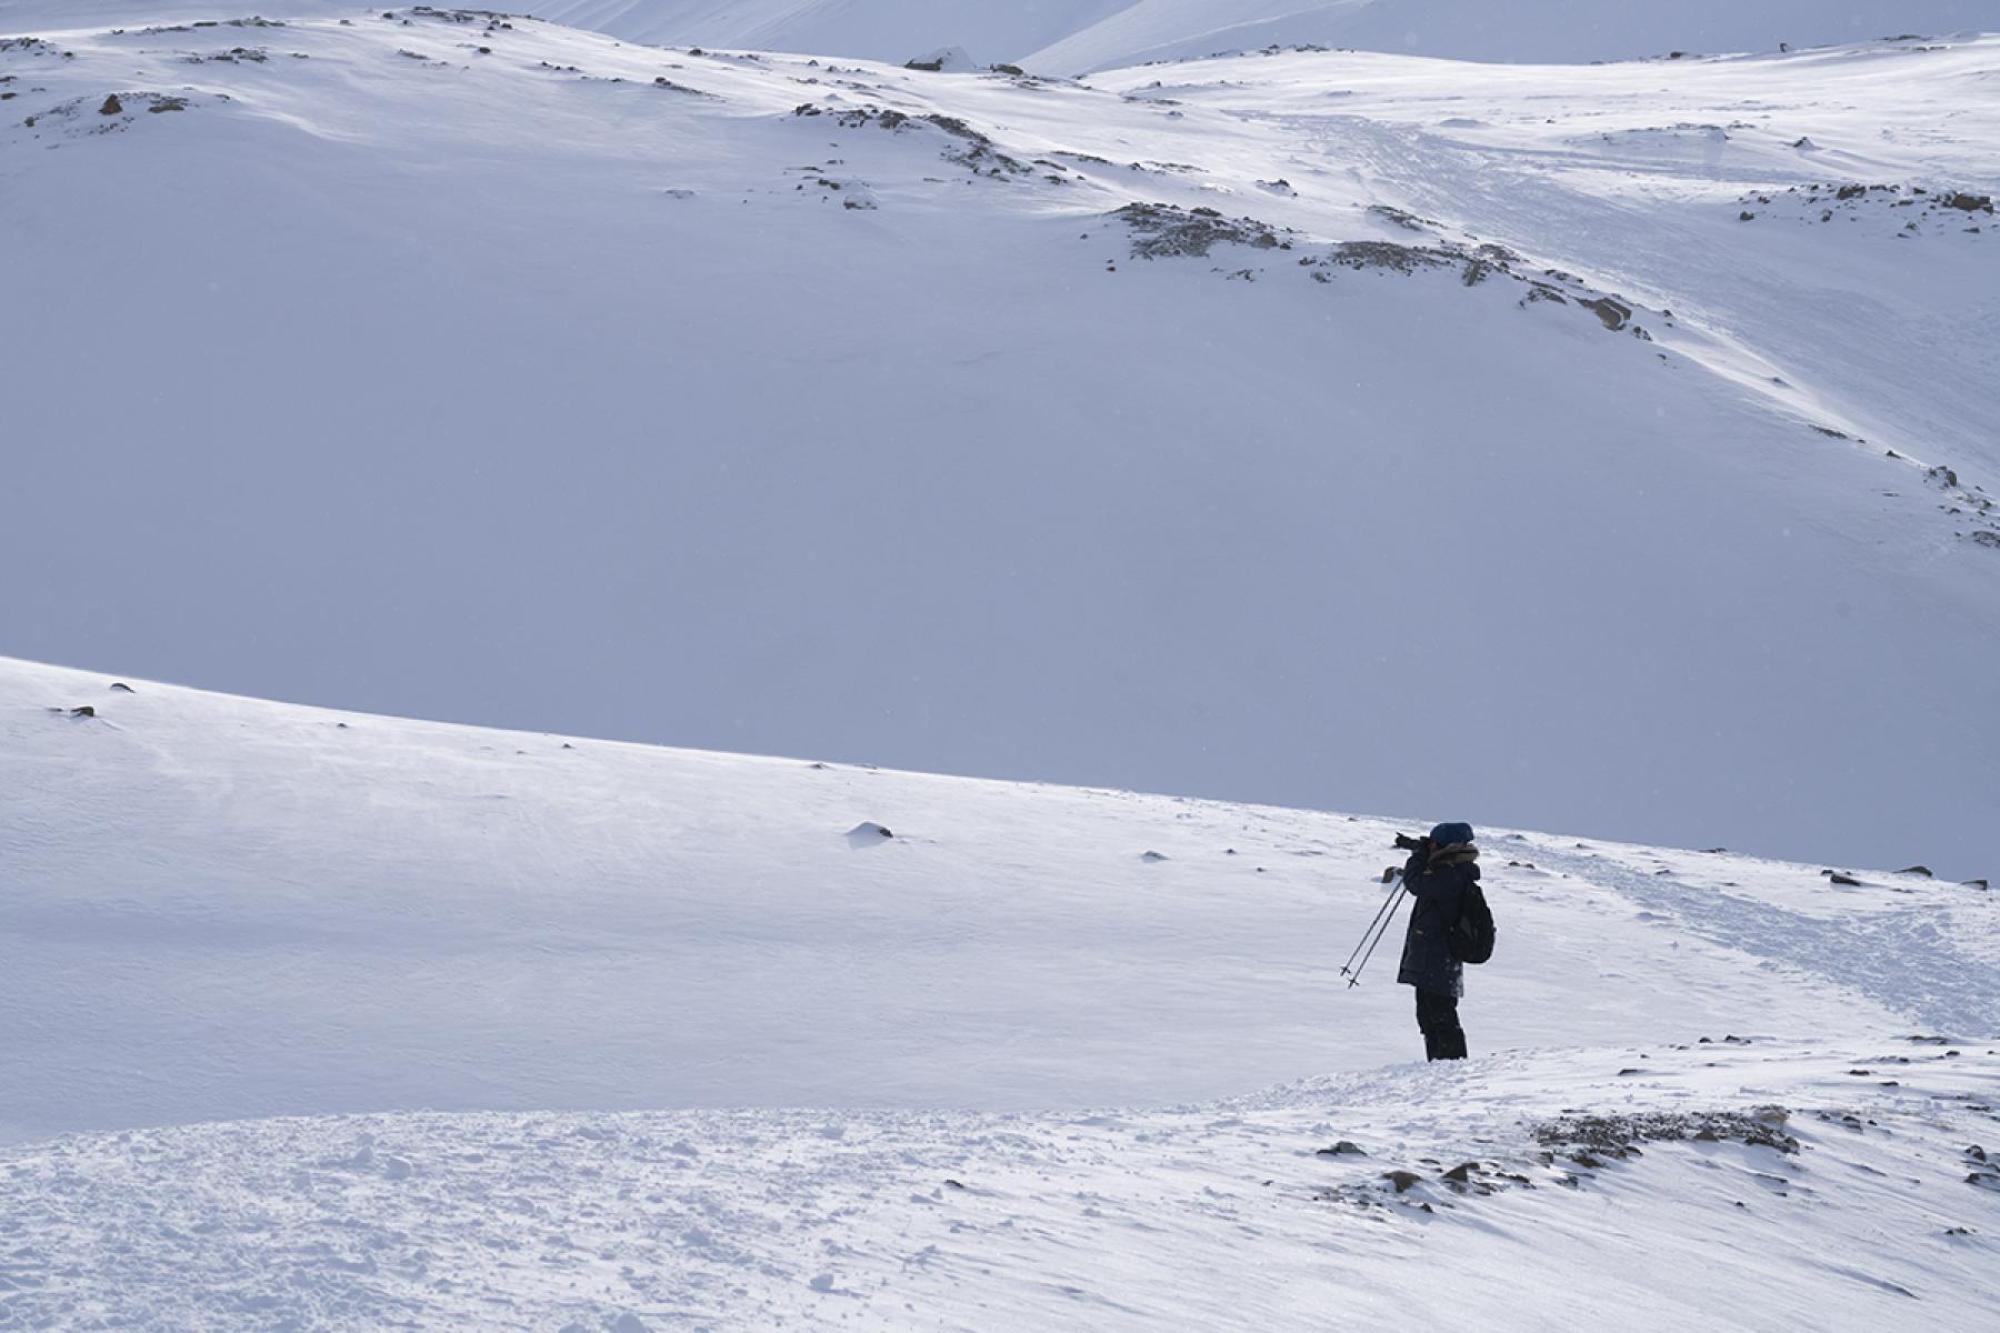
2, 12, 1997, 879
3, 656, 1997, 1328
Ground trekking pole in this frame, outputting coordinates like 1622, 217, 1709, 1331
1339, 872, 1404, 979
1347, 885, 1407, 988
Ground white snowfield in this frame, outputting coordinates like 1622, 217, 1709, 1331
2, 7, 1997, 881
3, 657, 1998, 1329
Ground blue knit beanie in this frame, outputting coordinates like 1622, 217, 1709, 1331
1430, 821, 1474, 846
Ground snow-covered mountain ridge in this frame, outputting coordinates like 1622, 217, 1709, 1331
2, 655, 1997, 1328
3, 12, 1997, 874
13, 0, 1983, 73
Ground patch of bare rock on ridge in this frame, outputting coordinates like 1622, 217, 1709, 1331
1312, 1105, 1802, 1216
17, 90, 197, 137
789, 103, 1035, 179
1735, 180, 1994, 237
1111, 200, 1668, 345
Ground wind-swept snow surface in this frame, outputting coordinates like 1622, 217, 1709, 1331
18, 653, 1995, 1140
2, 14, 1997, 874
2, 657, 1998, 1328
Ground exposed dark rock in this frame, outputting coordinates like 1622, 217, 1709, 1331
1536, 1107, 1796, 1156
1368, 204, 1433, 232
98, 93, 122, 115
1897, 865, 1934, 877
70, 705, 96, 717
109, 682, 135, 693
1581, 296, 1632, 331
1383, 1170, 1422, 1192
1323, 240, 1455, 274
1117, 201, 1287, 258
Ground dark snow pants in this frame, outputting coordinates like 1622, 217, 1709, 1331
1415, 989, 1467, 1061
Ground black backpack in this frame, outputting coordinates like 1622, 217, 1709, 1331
1447, 881, 1496, 964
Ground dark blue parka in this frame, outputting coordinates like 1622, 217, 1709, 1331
1396, 853, 1477, 998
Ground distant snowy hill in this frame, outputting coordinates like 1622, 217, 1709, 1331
1025, 0, 1998, 73
3, 656, 1997, 1327
2, 0, 1991, 69
2, 11, 1997, 879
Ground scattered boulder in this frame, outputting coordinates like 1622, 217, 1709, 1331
904, 47, 974, 74
1140, 850, 1169, 863
97, 93, 122, 115
1316, 1140, 1366, 1157
1383, 1170, 1422, 1192
109, 682, 134, 693
1897, 865, 1933, 877
847, 821, 894, 843
69, 705, 96, 718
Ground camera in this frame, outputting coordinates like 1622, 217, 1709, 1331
1393, 832, 1431, 853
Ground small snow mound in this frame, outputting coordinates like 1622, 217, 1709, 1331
846, 821, 894, 847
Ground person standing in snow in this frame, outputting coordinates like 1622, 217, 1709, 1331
1396, 821, 1478, 1061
